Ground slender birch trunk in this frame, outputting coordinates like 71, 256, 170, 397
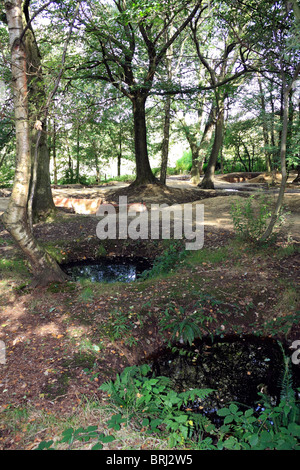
260, 64, 300, 241
2, 0, 68, 286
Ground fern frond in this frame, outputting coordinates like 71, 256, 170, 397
277, 342, 295, 404
179, 388, 215, 405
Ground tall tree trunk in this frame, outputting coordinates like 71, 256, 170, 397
292, 92, 300, 183
198, 105, 216, 175
260, 64, 300, 241
118, 127, 122, 177
130, 93, 157, 187
269, 86, 276, 148
179, 96, 209, 185
160, 93, 171, 185
220, 145, 224, 174
160, 27, 174, 185
199, 105, 224, 189
178, 121, 201, 184
242, 140, 252, 172
0, 153, 6, 169
257, 76, 272, 172
66, 137, 74, 183
189, 103, 217, 181
52, 119, 58, 185
23, 1, 55, 221
287, 90, 294, 161
30, 121, 55, 220
236, 141, 249, 172
179, 120, 201, 184
190, 142, 200, 184
93, 141, 100, 183
2, 0, 68, 286
75, 123, 80, 182
117, 153, 121, 177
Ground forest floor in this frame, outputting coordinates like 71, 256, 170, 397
0, 173, 299, 450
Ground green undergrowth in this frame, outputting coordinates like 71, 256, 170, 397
229, 194, 290, 243
1, 235, 299, 450
0, 257, 31, 287
34, 354, 300, 450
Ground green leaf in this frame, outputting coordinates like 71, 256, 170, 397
101, 435, 115, 443
249, 434, 259, 447
35, 440, 54, 450
150, 418, 162, 430
224, 415, 234, 424
174, 414, 188, 423
59, 427, 75, 443
223, 436, 241, 450
107, 413, 127, 431
244, 408, 254, 418
219, 424, 230, 433
288, 423, 300, 437
91, 442, 103, 450
86, 425, 98, 433
229, 403, 239, 414
217, 407, 230, 416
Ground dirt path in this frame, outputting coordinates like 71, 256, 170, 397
1, 176, 300, 240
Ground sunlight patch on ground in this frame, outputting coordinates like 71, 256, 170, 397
66, 325, 91, 339
34, 322, 62, 337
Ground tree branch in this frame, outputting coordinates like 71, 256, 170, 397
156, 1, 203, 65
20, 0, 53, 42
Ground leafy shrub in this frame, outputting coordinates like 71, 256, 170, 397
166, 167, 177, 175
100, 355, 300, 449
159, 304, 216, 347
36, 425, 115, 450
100, 364, 214, 447
216, 392, 300, 450
105, 308, 138, 346
107, 174, 135, 183
0, 165, 15, 186
37, 359, 300, 450
230, 195, 286, 242
152, 167, 161, 177
175, 150, 192, 174
140, 241, 188, 280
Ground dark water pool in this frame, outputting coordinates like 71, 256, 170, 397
62, 257, 151, 283
150, 335, 300, 422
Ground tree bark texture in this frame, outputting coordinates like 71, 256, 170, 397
257, 76, 272, 172
23, 2, 55, 221
52, 119, 58, 185
131, 94, 157, 186
2, 0, 68, 286
199, 105, 224, 189
260, 64, 300, 241
160, 94, 172, 185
